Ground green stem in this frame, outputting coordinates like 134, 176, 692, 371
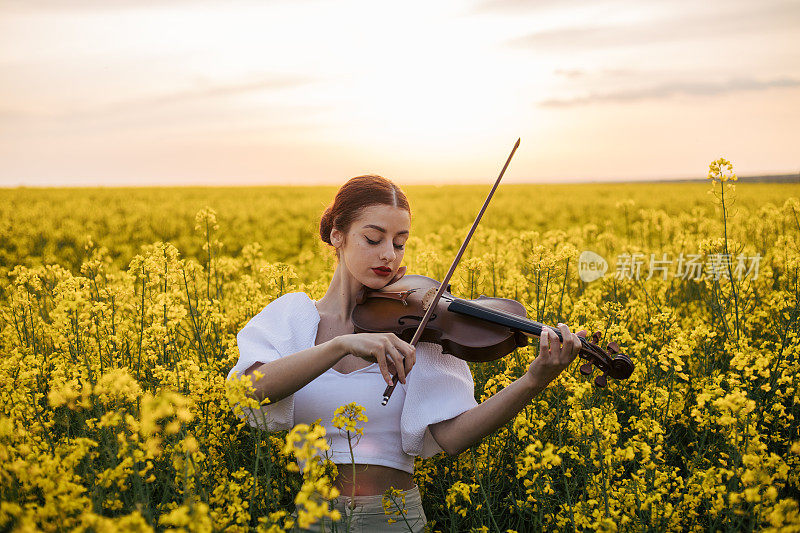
720, 184, 741, 342
471, 450, 500, 532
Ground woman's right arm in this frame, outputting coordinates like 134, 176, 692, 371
243, 337, 343, 404
243, 333, 416, 404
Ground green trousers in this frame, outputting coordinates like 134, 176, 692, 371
290, 484, 427, 533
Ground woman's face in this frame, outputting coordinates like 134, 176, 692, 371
331, 204, 411, 289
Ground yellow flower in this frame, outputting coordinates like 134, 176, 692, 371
382, 486, 408, 520
332, 402, 368, 436
194, 206, 219, 232
707, 157, 736, 183
445, 481, 479, 517
280, 421, 341, 529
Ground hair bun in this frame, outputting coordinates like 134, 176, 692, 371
319, 207, 334, 244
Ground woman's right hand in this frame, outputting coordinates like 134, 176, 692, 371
337, 333, 416, 386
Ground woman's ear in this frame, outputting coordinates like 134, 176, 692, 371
330, 228, 343, 248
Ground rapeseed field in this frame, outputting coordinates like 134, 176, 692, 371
1, 161, 799, 532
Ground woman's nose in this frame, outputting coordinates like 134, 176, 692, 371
380, 244, 396, 261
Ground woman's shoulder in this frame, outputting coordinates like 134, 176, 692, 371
239, 292, 319, 354
251, 292, 315, 323
262, 291, 312, 310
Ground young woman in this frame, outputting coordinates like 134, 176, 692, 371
227, 175, 586, 532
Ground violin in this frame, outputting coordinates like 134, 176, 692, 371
353, 274, 634, 387
352, 138, 633, 406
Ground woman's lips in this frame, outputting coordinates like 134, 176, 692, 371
372, 267, 391, 277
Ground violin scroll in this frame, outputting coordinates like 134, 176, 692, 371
576, 330, 634, 388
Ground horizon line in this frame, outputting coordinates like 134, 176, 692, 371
1, 172, 798, 189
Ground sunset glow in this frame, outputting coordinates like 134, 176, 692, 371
1, 0, 798, 186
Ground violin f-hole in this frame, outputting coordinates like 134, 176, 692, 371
398, 314, 437, 325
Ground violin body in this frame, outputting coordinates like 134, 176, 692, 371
353, 274, 634, 386
352, 275, 529, 362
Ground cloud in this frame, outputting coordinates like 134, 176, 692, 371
509, 24, 634, 50
539, 76, 800, 106
2, 75, 319, 121
103, 75, 317, 113
554, 68, 584, 79
3, 0, 250, 11
470, 0, 593, 15
553, 67, 635, 79
506, 1, 800, 50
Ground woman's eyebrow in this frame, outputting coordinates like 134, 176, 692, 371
362, 224, 409, 236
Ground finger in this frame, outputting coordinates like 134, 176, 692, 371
386, 343, 406, 384
557, 323, 571, 357
539, 328, 551, 354
571, 333, 582, 357
375, 350, 393, 386
388, 265, 407, 285
561, 324, 580, 359
398, 342, 415, 376
557, 323, 573, 355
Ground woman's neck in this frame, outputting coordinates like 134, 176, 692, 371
315, 261, 364, 322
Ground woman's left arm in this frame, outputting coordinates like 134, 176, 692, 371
428, 323, 586, 456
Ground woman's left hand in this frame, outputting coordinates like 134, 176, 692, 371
527, 323, 587, 387
356, 266, 408, 304
385, 265, 407, 286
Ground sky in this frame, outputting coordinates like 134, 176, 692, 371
1, 0, 798, 186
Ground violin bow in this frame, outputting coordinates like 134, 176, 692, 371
381, 138, 521, 406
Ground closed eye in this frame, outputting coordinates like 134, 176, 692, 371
365, 236, 405, 250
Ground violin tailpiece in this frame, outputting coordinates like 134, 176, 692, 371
368, 289, 416, 306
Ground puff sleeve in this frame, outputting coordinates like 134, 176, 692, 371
226, 292, 319, 432
227, 322, 294, 431
399, 341, 479, 458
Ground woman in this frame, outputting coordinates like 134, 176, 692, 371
227, 175, 586, 532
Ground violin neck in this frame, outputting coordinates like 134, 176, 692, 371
447, 298, 556, 340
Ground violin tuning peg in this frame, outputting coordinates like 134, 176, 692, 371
591, 331, 602, 344
606, 342, 620, 355
594, 373, 608, 388
580, 362, 594, 376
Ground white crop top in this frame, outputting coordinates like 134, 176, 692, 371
226, 291, 480, 474
293, 363, 410, 472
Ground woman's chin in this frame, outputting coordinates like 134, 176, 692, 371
361, 275, 401, 291
360, 278, 387, 290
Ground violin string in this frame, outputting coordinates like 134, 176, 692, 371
448, 298, 591, 350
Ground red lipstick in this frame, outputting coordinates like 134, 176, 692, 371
372, 267, 391, 276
